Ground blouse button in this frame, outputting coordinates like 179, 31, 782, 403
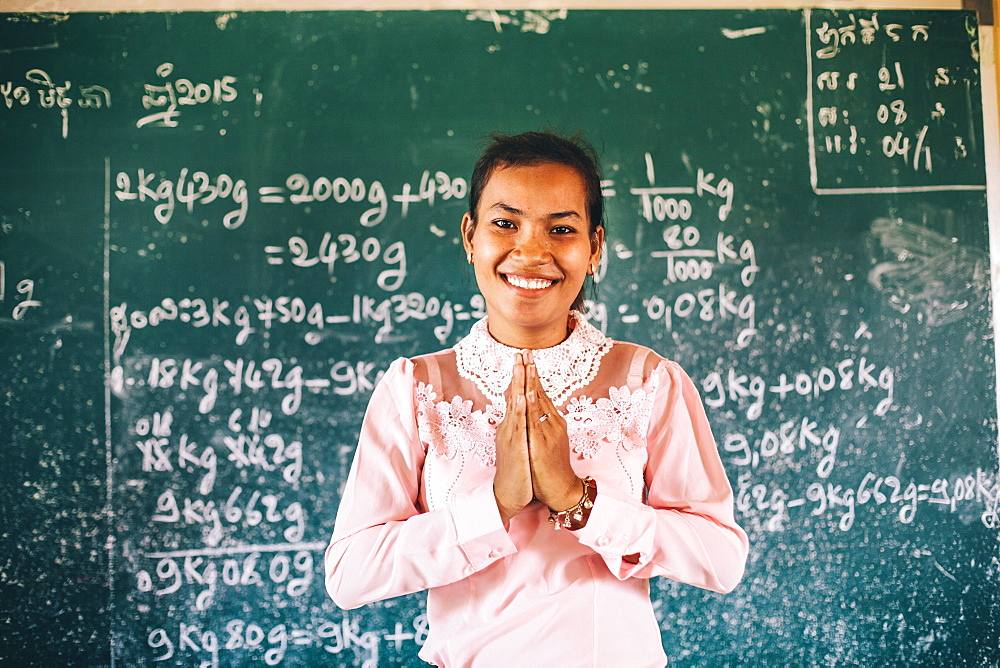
596, 535, 611, 547
488, 549, 503, 559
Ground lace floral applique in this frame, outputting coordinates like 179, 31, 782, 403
454, 311, 613, 407
416, 368, 660, 465
415, 382, 503, 466
564, 377, 658, 459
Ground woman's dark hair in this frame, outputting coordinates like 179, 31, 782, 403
466, 131, 605, 312
467, 131, 605, 234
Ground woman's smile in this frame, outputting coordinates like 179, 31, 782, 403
504, 274, 556, 291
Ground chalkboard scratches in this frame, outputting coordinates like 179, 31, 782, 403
4, 13, 68, 26
868, 216, 990, 326
0, 14, 62, 55
465, 10, 567, 35
721, 27, 769, 39
933, 560, 960, 583
0, 40, 58, 56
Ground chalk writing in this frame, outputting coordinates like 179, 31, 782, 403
393, 170, 468, 217
145, 612, 428, 667
806, 9, 984, 193
702, 355, 895, 420
258, 173, 388, 227
131, 407, 303, 492
117, 169, 475, 229
135, 550, 313, 606
110, 292, 488, 354
631, 164, 735, 223
114, 168, 249, 228
0, 261, 42, 320
623, 284, 757, 347
0, 68, 111, 138
114, 356, 384, 417
736, 468, 1000, 533
650, 228, 759, 287
137, 62, 238, 129
814, 13, 930, 60
149, 485, 305, 548
263, 233, 406, 290
723, 419, 840, 477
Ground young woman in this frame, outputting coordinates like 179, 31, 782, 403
325, 132, 748, 667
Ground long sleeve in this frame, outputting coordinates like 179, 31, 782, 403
574, 360, 749, 593
324, 357, 517, 610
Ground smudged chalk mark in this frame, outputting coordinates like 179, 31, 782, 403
215, 12, 237, 30
722, 26, 768, 39
934, 560, 959, 583
868, 217, 990, 326
465, 10, 567, 35
0, 14, 64, 54
0, 40, 59, 55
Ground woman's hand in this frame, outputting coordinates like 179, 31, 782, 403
493, 353, 534, 527
523, 351, 582, 512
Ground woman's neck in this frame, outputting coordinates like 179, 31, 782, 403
485, 313, 575, 350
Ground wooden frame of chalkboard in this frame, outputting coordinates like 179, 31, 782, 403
1, 7, 998, 666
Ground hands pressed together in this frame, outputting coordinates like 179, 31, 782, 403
493, 351, 588, 527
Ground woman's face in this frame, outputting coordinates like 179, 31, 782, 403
462, 161, 603, 348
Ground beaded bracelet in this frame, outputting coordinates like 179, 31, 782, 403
548, 477, 596, 531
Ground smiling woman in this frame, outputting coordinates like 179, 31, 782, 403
325, 131, 749, 667
462, 159, 604, 350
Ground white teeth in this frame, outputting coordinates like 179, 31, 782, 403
507, 275, 554, 290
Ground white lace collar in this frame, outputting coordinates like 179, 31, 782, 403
454, 311, 614, 407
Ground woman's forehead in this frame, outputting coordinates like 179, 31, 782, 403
479, 162, 587, 207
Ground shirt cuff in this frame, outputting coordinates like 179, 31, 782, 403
573, 484, 641, 571
449, 482, 518, 572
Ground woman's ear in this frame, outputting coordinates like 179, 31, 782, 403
590, 226, 605, 269
461, 213, 476, 263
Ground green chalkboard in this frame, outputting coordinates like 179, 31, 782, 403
1, 9, 996, 666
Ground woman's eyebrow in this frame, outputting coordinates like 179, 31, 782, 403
488, 202, 582, 220
488, 202, 523, 216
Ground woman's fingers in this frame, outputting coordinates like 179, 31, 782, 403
523, 354, 580, 510
506, 353, 525, 409
525, 359, 557, 420
494, 353, 533, 526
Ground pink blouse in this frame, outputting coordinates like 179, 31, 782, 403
325, 315, 748, 667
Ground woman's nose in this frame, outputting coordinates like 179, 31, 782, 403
513, 228, 550, 263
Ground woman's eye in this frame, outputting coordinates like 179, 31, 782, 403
492, 219, 516, 229
552, 225, 576, 235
